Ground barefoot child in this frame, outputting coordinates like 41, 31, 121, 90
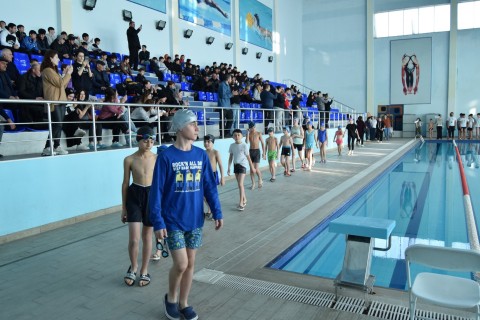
278, 126, 294, 175
317, 121, 328, 163
228, 129, 255, 211
203, 134, 225, 219
303, 122, 316, 171
290, 117, 305, 171
149, 110, 223, 320
334, 126, 344, 156
265, 127, 279, 181
428, 119, 434, 139
245, 121, 265, 190
121, 126, 157, 287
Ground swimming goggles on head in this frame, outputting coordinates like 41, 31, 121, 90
156, 239, 169, 258
137, 133, 156, 141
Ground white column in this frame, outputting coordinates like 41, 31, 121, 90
169, 0, 180, 56
366, 0, 374, 116
447, 0, 458, 115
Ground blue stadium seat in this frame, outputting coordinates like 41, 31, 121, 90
30, 54, 44, 63
181, 82, 190, 91
196, 111, 205, 125
109, 73, 122, 86
212, 93, 218, 102
163, 73, 171, 81
206, 92, 214, 102
171, 74, 180, 83
62, 58, 74, 65
121, 74, 132, 82
197, 91, 206, 101
13, 52, 30, 74
254, 110, 263, 123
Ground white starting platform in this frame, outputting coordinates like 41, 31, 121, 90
329, 216, 396, 305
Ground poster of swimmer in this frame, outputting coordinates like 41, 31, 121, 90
127, 0, 166, 13
239, 0, 273, 51
390, 37, 432, 105
178, 0, 231, 36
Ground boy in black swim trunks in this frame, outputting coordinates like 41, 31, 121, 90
278, 126, 293, 176
121, 126, 157, 287
245, 121, 265, 190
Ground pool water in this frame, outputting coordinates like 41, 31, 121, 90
268, 141, 480, 290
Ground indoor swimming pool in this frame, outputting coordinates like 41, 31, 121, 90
268, 141, 480, 290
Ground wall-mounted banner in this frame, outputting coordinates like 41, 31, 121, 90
179, 0, 231, 36
239, 0, 273, 51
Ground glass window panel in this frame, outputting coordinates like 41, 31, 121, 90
374, 12, 389, 38
388, 10, 404, 37
458, 2, 475, 30
434, 4, 450, 32
419, 6, 435, 34
404, 8, 419, 35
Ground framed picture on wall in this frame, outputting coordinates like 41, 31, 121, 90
239, 0, 273, 51
390, 37, 432, 105
178, 0, 231, 36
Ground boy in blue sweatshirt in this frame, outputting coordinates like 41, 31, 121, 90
149, 109, 223, 320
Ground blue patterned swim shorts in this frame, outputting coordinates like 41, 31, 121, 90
166, 228, 203, 250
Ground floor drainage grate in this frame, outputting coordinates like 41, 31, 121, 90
194, 269, 473, 320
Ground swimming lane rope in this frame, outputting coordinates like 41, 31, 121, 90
453, 140, 479, 252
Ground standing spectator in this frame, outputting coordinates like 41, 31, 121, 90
217, 74, 237, 137
45, 27, 56, 46
17, 62, 44, 125
0, 23, 20, 49
71, 51, 93, 94
376, 116, 384, 143
21, 30, 41, 54
290, 91, 303, 124
446, 112, 456, 140
383, 114, 392, 141
274, 86, 285, 132
356, 116, 366, 146
40, 49, 73, 156
346, 118, 359, 156
138, 45, 150, 66
260, 83, 277, 134
230, 82, 241, 135
126, 21, 142, 70
37, 29, 49, 53
369, 116, 377, 141
322, 93, 333, 128
435, 114, 443, 140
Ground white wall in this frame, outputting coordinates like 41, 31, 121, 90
302, 0, 366, 111
374, 32, 449, 116
1, 0, 302, 83
456, 28, 480, 115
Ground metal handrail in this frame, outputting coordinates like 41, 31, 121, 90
0, 98, 364, 159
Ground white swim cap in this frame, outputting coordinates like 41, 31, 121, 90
171, 109, 197, 132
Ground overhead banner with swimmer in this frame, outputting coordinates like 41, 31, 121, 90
239, 0, 273, 51
390, 37, 432, 105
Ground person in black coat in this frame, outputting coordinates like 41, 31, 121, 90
17, 62, 45, 125
126, 21, 142, 70
91, 60, 110, 95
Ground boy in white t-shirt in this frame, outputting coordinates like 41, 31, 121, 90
227, 129, 254, 211
446, 112, 456, 140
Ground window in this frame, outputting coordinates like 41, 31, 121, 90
374, 4, 451, 38
458, 1, 480, 30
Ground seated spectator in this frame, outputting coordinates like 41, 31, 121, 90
50, 35, 70, 59
148, 57, 163, 80
78, 33, 93, 50
15, 24, 26, 44
131, 98, 166, 130
0, 55, 19, 106
72, 51, 93, 94
63, 88, 103, 150
91, 38, 102, 53
65, 34, 79, 58
253, 83, 262, 101
46, 27, 56, 46
0, 21, 7, 33
37, 28, 49, 53
0, 104, 16, 158
240, 85, 253, 103
138, 45, 150, 65
98, 52, 109, 70
0, 23, 20, 50
97, 87, 133, 147
107, 54, 120, 73
135, 67, 146, 84
183, 62, 195, 78
1, 48, 20, 89
191, 74, 208, 92
17, 62, 45, 125
120, 55, 132, 76
175, 89, 189, 106
91, 60, 110, 94
21, 30, 41, 54
77, 41, 90, 57
171, 58, 182, 74
158, 56, 170, 76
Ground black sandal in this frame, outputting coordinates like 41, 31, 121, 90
139, 273, 151, 287
124, 266, 136, 286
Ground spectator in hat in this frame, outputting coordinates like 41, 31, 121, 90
91, 60, 110, 95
